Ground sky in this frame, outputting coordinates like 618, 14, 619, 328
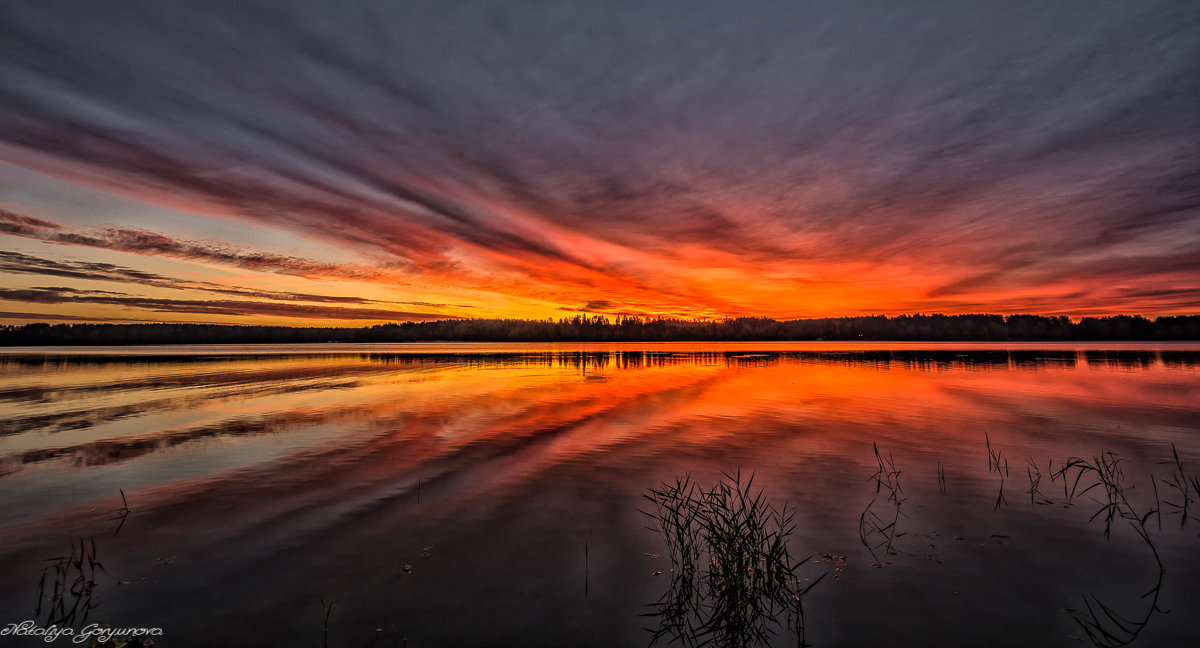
1, 0, 1198, 326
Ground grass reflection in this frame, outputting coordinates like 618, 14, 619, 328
35, 536, 103, 628
641, 471, 825, 647
858, 442, 905, 566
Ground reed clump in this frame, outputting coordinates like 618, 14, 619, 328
35, 536, 103, 627
641, 470, 824, 647
859, 442, 905, 565
1048, 451, 1166, 647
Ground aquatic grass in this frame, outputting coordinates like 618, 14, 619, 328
972, 434, 1186, 646
30, 535, 160, 647
1024, 457, 1055, 505
643, 475, 704, 573
1048, 453, 1135, 539
35, 536, 104, 627
859, 442, 905, 565
1042, 450, 1169, 647
984, 432, 1008, 510
871, 437, 1194, 647
641, 470, 825, 647
320, 598, 334, 648
1158, 444, 1199, 530
857, 506, 902, 567
869, 441, 902, 501
108, 489, 131, 536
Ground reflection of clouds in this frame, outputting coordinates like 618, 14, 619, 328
0, 347, 1195, 645
4, 349, 1198, 478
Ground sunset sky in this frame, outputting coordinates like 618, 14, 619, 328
1, 1, 1198, 325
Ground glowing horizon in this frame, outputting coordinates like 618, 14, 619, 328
2, 2, 1197, 326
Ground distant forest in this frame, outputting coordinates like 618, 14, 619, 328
2, 314, 1200, 345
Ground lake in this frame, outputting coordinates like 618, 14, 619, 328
1, 343, 1198, 647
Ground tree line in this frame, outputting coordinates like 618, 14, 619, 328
2, 314, 1199, 345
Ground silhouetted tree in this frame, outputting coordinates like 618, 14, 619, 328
2, 314, 1198, 345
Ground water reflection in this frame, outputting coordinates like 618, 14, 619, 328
2, 348, 1197, 476
1053, 452, 1165, 648
0, 345, 1196, 646
848, 439, 1198, 648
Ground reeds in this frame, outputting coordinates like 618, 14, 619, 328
641, 470, 825, 647
1045, 451, 1166, 647
35, 536, 103, 627
109, 489, 131, 536
320, 598, 334, 648
985, 432, 1008, 510
859, 442, 905, 566
1025, 458, 1053, 505
1158, 444, 1199, 530
884, 437, 1194, 647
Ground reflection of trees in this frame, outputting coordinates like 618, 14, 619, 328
642, 472, 825, 647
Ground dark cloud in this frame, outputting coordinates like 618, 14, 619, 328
0, 211, 403, 281
0, 310, 148, 322
0, 209, 62, 234
928, 245, 1200, 298
0, 249, 383, 303
0, 287, 454, 321
0, 1, 1197, 315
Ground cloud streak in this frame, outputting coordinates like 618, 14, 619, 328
0, 209, 406, 281
0, 1, 1197, 318
0, 286, 454, 321
0, 249, 390, 304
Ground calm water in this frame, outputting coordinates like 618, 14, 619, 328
0, 343, 1197, 647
